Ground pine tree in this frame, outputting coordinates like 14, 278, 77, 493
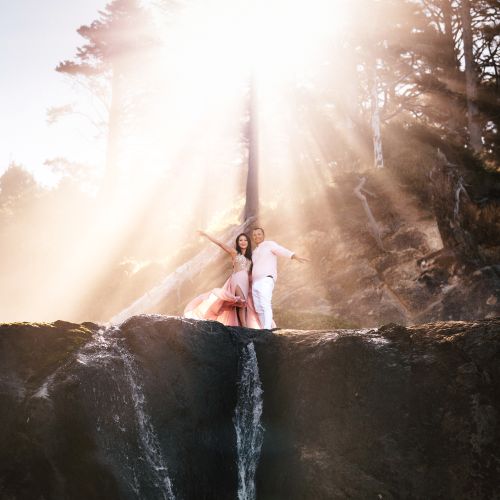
56, 0, 155, 192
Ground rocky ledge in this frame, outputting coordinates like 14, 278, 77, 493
0, 316, 499, 499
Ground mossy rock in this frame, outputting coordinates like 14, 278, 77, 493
273, 309, 358, 330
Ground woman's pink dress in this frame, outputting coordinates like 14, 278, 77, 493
183, 253, 262, 328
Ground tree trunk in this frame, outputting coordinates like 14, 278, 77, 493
102, 64, 123, 193
370, 61, 384, 169
460, 0, 482, 153
441, 0, 460, 73
244, 78, 259, 223
440, 0, 462, 132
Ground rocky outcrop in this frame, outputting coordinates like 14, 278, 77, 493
430, 154, 500, 267
1, 316, 499, 499
264, 170, 500, 329
256, 320, 500, 499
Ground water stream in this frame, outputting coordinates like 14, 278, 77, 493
76, 327, 176, 500
233, 342, 265, 500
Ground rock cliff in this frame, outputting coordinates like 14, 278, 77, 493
1, 316, 499, 499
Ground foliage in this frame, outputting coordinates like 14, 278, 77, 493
0, 163, 38, 204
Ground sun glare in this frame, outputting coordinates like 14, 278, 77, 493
2, 0, 362, 322
63, 0, 355, 321
156, 0, 351, 89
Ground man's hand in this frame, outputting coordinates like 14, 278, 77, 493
292, 254, 310, 263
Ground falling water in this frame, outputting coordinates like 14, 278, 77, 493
233, 342, 264, 500
76, 327, 176, 500
117, 340, 176, 499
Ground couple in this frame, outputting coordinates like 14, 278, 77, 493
184, 227, 308, 329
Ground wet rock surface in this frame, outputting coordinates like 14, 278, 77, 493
1, 315, 499, 499
254, 320, 500, 499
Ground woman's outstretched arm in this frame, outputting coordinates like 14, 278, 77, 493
198, 230, 237, 257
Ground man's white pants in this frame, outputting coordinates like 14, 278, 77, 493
252, 277, 275, 329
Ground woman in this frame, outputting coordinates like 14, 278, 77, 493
183, 231, 261, 328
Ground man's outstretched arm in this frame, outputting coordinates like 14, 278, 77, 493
291, 253, 310, 263
271, 242, 310, 263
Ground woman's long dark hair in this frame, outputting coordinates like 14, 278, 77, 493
235, 233, 252, 259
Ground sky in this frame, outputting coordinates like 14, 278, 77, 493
0, 0, 109, 185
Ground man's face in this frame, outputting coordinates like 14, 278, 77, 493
252, 229, 264, 245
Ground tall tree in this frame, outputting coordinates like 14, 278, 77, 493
244, 78, 259, 222
56, 0, 154, 192
460, 0, 483, 152
370, 60, 385, 168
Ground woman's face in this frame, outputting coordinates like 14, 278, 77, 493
238, 235, 249, 250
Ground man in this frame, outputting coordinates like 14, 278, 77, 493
251, 227, 309, 329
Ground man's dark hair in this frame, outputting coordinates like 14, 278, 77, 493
252, 227, 265, 236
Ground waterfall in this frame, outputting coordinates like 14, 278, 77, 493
76, 327, 176, 500
233, 342, 265, 500
117, 339, 176, 500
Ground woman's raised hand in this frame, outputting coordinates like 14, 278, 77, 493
197, 230, 236, 256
